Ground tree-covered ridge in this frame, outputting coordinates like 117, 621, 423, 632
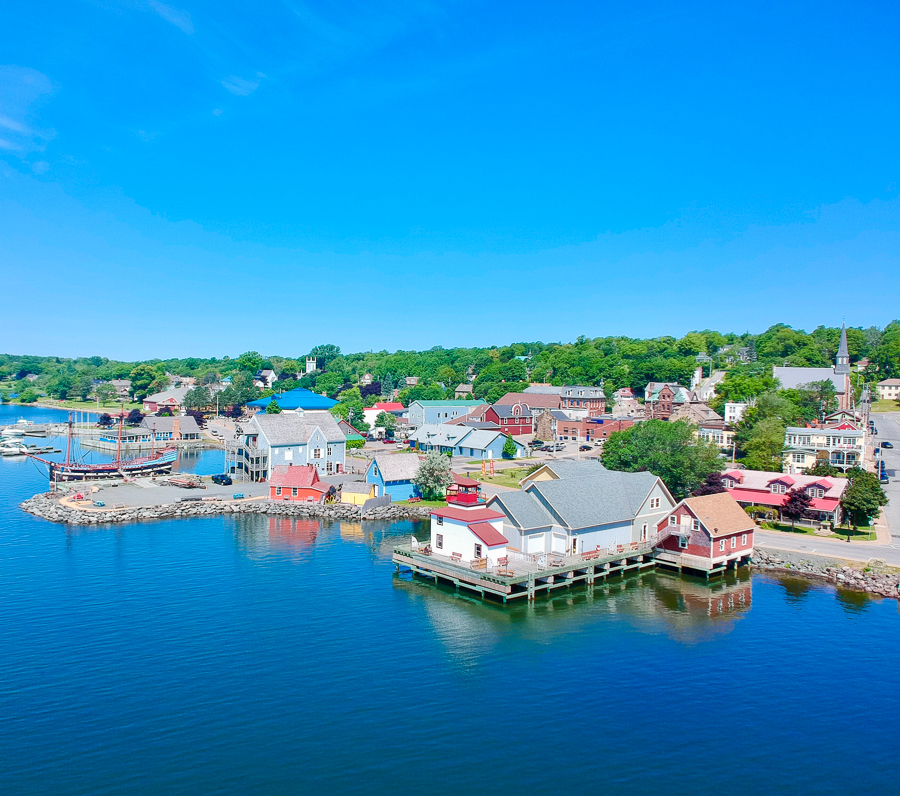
1, 321, 898, 404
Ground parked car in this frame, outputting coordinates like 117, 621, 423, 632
540, 445, 554, 452
211, 474, 232, 486
530, 440, 544, 447
553, 443, 566, 451
579, 445, 592, 451
880, 474, 890, 484
882, 441, 894, 449
382, 437, 397, 444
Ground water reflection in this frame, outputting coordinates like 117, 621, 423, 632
268, 516, 320, 549
394, 568, 755, 659
834, 587, 871, 614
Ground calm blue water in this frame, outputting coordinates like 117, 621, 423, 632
1, 406, 898, 795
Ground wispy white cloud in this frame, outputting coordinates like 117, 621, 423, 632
31, 160, 49, 174
0, 65, 55, 157
221, 76, 259, 96
147, 0, 194, 34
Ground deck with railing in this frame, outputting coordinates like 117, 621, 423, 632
392, 539, 658, 602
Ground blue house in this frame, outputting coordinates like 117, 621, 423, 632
407, 424, 527, 459
365, 454, 423, 501
407, 400, 483, 427
247, 387, 338, 413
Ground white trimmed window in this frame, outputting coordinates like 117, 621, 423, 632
474, 544, 482, 559
731, 536, 737, 549
313, 448, 322, 459
436, 533, 443, 549
275, 487, 282, 496
741, 534, 748, 545
678, 536, 688, 549
650, 497, 660, 509
719, 539, 726, 552
436, 516, 443, 526
669, 515, 677, 526
771, 483, 787, 494
691, 519, 700, 531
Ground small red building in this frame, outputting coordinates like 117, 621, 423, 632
482, 402, 533, 435
268, 464, 329, 503
654, 492, 755, 575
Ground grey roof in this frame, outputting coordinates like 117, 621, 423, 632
772, 367, 845, 393
408, 424, 472, 446
340, 481, 373, 494
548, 410, 570, 421
490, 403, 533, 419
251, 411, 346, 446
370, 453, 421, 482
786, 425, 862, 437
526, 471, 660, 530
523, 385, 563, 395
534, 459, 607, 480
456, 428, 522, 451
145, 386, 190, 403
560, 385, 605, 398
455, 421, 501, 430
140, 415, 201, 435
837, 324, 849, 358
490, 491, 556, 530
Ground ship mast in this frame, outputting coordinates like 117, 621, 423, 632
65, 411, 73, 467
116, 410, 123, 464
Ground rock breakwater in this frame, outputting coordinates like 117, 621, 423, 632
752, 547, 899, 600
20, 492, 432, 526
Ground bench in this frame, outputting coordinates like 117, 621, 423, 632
581, 549, 600, 561
470, 558, 487, 570
450, 552, 462, 563
407, 496, 421, 503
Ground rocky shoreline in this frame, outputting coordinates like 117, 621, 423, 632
751, 547, 899, 600
19, 492, 433, 526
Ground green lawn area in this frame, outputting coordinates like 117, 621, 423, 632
870, 399, 900, 413
471, 467, 534, 490
761, 521, 876, 541
394, 498, 447, 508
36, 398, 144, 412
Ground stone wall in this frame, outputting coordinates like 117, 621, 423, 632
751, 547, 899, 599
19, 492, 432, 527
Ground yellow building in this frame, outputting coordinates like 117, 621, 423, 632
341, 481, 376, 505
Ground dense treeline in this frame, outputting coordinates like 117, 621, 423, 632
1, 322, 898, 407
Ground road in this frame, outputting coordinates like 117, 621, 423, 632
871, 411, 900, 539
753, 528, 900, 567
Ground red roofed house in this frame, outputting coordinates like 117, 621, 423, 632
362, 401, 407, 430
268, 464, 330, 503
721, 469, 847, 525
654, 492, 756, 575
429, 492, 508, 567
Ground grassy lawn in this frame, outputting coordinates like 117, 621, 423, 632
472, 467, 534, 490
870, 399, 900, 413
394, 498, 447, 508
762, 521, 876, 541
31, 398, 144, 412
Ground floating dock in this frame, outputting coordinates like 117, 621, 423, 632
393, 542, 659, 603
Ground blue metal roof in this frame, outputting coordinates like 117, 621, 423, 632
247, 388, 338, 411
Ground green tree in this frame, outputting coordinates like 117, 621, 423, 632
316, 372, 344, 397
741, 417, 786, 471
840, 471, 888, 527
184, 386, 212, 410
413, 449, 454, 499
235, 351, 264, 373
73, 375, 94, 401
600, 419, 721, 499
374, 411, 396, 431
129, 364, 159, 399
265, 399, 282, 414
94, 383, 117, 406
308, 344, 342, 369
502, 435, 518, 459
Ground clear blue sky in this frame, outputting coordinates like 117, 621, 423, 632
1, 1, 898, 359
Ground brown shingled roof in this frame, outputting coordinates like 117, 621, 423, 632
682, 493, 756, 537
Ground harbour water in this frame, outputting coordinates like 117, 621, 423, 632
1, 406, 898, 795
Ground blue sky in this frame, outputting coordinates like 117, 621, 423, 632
1, 0, 899, 359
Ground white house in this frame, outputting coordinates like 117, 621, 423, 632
724, 401, 750, 424
489, 470, 675, 556
429, 505, 508, 567
226, 410, 347, 480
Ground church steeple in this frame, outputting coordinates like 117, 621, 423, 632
835, 323, 850, 375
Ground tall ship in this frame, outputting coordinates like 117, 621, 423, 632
28, 412, 177, 483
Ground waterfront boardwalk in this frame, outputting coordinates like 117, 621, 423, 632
393, 541, 657, 602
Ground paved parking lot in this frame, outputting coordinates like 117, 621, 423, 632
872, 412, 899, 539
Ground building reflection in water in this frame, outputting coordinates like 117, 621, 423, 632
393, 568, 755, 660
268, 516, 320, 549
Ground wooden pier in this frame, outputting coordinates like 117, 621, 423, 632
393, 542, 658, 603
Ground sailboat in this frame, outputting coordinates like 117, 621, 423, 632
27, 412, 177, 483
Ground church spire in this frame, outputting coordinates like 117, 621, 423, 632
835, 323, 850, 375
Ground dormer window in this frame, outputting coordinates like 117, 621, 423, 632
771, 483, 787, 495
807, 487, 825, 499
722, 478, 734, 489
